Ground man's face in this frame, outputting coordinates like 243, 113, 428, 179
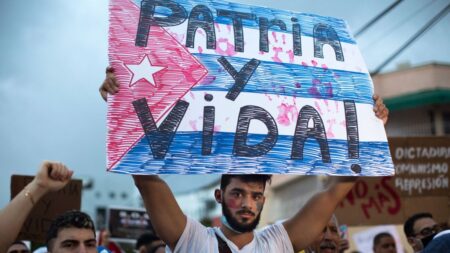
309, 218, 340, 253
7, 244, 29, 253
49, 227, 96, 253
221, 178, 266, 233
408, 217, 440, 252
374, 236, 397, 253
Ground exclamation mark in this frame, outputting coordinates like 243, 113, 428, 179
344, 100, 361, 173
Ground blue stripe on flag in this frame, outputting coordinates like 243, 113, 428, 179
112, 132, 393, 175
193, 54, 373, 104
132, 0, 356, 44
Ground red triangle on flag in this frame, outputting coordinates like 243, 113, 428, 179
107, 0, 208, 170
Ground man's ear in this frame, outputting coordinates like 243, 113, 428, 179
214, 189, 222, 204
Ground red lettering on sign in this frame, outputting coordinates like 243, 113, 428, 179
339, 177, 401, 219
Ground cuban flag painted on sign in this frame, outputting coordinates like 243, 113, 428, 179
107, 0, 394, 175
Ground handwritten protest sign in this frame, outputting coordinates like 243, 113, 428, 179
10, 175, 82, 243
390, 137, 450, 197
107, 0, 393, 175
335, 137, 450, 226
107, 206, 154, 242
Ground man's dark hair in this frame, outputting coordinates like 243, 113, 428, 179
403, 212, 433, 237
46, 210, 96, 249
135, 232, 161, 250
220, 174, 272, 190
373, 232, 393, 247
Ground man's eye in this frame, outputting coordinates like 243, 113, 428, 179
232, 192, 242, 197
87, 242, 97, 248
62, 242, 74, 248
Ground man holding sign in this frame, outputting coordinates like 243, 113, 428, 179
101, 0, 390, 252
101, 71, 388, 253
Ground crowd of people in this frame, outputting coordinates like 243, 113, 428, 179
1, 161, 448, 253
0, 69, 447, 253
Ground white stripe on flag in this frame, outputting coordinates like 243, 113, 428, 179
175, 91, 386, 142
165, 22, 368, 74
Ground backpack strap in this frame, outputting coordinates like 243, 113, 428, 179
215, 231, 232, 253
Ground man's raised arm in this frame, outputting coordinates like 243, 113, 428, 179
133, 175, 186, 250
0, 161, 73, 253
282, 177, 356, 252
283, 95, 389, 252
100, 69, 186, 250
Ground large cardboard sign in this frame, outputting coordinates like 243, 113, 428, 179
335, 137, 450, 226
107, 206, 154, 242
107, 0, 393, 175
10, 175, 82, 243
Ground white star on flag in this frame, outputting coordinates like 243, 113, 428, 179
126, 55, 166, 87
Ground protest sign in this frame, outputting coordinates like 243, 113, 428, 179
107, 206, 154, 242
10, 175, 82, 243
107, 0, 393, 175
390, 137, 450, 197
335, 137, 450, 226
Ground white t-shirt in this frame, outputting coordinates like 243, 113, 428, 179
167, 217, 294, 253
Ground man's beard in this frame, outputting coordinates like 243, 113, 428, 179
221, 200, 262, 233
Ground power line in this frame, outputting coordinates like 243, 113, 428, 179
361, 0, 436, 52
354, 0, 403, 38
371, 3, 450, 76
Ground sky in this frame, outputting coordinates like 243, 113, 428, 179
1, 0, 449, 212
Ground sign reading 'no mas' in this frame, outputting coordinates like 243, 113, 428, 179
107, 0, 394, 175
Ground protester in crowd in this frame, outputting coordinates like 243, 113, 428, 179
372, 232, 397, 253
7, 241, 30, 253
135, 232, 165, 253
403, 212, 443, 252
304, 214, 349, 253
97, 229, 112, 253
422, 229, 450, 253
0, 162, 73, 253
133, 174, 362, 252
100, 69, 389, 252
97, 229, 122, 253
46, 210, 97, 253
